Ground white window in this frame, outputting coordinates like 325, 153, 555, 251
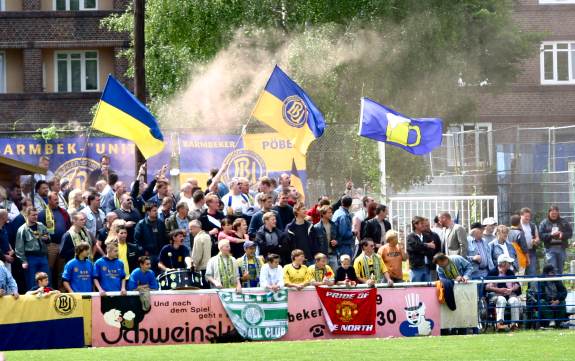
54, 0, 97, 10
0, 51, 5, 93
447, 123, 493, 171
540, 42, 575, 84
539, 0, 575, 4
0, 0, 5, 11
55, 51, 99, 92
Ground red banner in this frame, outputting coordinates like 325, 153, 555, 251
315, 286, 377, 335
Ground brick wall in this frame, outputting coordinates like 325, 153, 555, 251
476, 0, 575, 128
0, 3, 130, 131
22, 48, 42, 92
113, 47, 132, 90
0, 93, 100, 130
113, 0, 130, 11
0, 12, 128, 44
22, 0, 40, 11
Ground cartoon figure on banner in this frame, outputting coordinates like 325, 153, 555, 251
221, 149, 267, 187
55, 158, 100, 190
100, 295, 150, 330
399, 293, 434, 337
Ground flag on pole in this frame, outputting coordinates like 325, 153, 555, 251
252, 66, 325, 155
92, 75, 165, 159
358, 97, 442, 155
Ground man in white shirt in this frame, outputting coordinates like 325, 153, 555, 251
221, 178, 250, 216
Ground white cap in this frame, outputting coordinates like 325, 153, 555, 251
482, 217, 497, 226
497, 254, 514, 265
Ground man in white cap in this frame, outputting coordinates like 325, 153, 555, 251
485, 254, 521, 331
482, 217, 497, 243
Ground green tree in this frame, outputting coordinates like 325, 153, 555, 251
103, 0, 538, 195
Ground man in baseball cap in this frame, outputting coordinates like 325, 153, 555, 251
497, 254, 515, 265
482, 217, 498, 243
468, 222, 493, 278
486, 254, 521, 331
238, 240, 264, 288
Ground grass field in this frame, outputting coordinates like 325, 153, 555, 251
4, 330, 575, 361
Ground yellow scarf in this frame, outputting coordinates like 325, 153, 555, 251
44, 202, 55, 233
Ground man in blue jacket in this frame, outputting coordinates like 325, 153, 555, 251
331, 196, 354, 258
433, 253, 474, 282
313, 205, 339, 270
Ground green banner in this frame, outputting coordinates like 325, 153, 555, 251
218, 290, 288, 341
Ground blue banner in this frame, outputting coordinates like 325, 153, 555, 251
0, 133, 306, 192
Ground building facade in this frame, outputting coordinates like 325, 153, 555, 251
392, 0, 575, 224
0, 0, 130, 130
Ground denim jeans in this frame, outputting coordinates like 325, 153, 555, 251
545, 247, 566, 274
25, 255, 50, 290
525, 249, 538, 276
328, 254, 339, 272
410, 266, 431, 282
336, 245, 353, 259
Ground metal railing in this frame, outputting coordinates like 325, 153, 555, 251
388, 195, 498, 237
472, 275, 575, 331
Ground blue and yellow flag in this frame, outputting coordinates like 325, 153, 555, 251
252, 66, 325, 155
0, 294, 85, 350
359, 97, 443, 155
93, 75, 164, 159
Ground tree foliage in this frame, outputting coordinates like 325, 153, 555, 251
103, 0, 538, 194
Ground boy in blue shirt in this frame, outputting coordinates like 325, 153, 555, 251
93, 242, 127, 295
128, 256, 158, 290
62, 242, 93, 293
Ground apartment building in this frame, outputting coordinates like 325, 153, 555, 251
0, 0, 130, 130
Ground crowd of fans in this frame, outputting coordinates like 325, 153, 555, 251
0, 154, 573, 331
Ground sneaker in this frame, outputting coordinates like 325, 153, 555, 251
496, 322, 508, 331
510, 323, 519, 331
549, 321, 556, 327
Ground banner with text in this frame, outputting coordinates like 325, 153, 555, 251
0, 133, 306, 191
91, 287, 440, 347
0, 137, 136, 190
286, 287, 439, 340
146, 132, 306, 191
92, 294, 234, 347
315, 286, 376, 335
218, 290, 288, 340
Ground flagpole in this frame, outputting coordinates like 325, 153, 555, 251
70, 95, 101, 189
210, 68, 272, 188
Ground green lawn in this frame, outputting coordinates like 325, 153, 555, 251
4, 330, 575, 361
